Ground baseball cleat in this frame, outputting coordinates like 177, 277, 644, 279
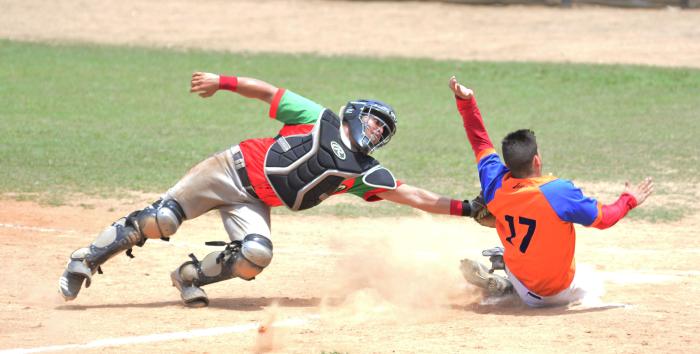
460, 258, 513, 297
486, 275, 513, 296
170, 270, 209, 308
58, 260, 92, 301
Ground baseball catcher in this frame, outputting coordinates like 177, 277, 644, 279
59, 72, 488, 307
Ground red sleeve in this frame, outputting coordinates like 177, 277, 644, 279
592, 193, 638, 229
277, 123, 314, 137
455, 96, 494, 162
268, 88, 286, 119
363, 180, 404, 202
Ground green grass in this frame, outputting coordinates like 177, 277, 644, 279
1, 40, 699, 220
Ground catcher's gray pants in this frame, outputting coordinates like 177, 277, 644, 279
164, 145, 271, 242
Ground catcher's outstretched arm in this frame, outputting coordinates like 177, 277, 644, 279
190, 72, 278, 103
377, 184, 453, 215
378, 185, 495, 227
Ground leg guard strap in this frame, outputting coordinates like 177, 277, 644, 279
83, 218, 143, 271
176, 234, 273, 288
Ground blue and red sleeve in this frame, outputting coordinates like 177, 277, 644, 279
540, 179, 601, 226
591, 193, 638, 229
478, 154, 508, 204
455, 96, 495, 162
456, 96, 507, 203
540, 179, 638, 229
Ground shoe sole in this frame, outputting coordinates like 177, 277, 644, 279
460, 259, 492, 289
487, 277, 513, 297
170, 271, 209, 307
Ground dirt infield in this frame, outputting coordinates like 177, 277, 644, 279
2, 1, 700, 353
2, 196, 700, 353
1, 0, 699, 68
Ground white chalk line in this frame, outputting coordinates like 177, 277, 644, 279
5, 222, 700, 257
4, 222, 700, 273
598, 246, 700, 254
600, 270, 700, 284
0, 222, 342, 256
0, 223, 77, 235
0, 315, 319, 354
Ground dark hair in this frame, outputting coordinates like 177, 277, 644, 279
501, 129, 538, 178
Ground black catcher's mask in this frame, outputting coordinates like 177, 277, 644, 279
341, 99, 397, 154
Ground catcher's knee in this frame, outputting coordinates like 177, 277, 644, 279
179, 234, 273, 286
130, 199, 186, 239
236, 234, 274, 279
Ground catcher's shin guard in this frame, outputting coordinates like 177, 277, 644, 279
459, 258, 513, 297
58, 217, 144, 301
171, 234, 273, 307
58, 199, 185, 301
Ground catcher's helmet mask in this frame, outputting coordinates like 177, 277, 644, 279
340, 99, 397, 154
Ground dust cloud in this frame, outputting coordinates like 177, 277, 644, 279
319, 234, 483, 322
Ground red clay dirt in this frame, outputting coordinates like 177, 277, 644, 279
1, 1, 699, 353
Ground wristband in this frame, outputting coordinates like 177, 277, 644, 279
450, 199, 472, 217
219, 75, 238, 91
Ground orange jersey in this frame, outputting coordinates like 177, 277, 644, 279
478, 150, 602, 296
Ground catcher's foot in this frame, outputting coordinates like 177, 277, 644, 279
170, 269, 209, 308
58, 259, 93, 301
460, 258, 513, 297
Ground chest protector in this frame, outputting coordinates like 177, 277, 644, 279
264, 109, 393, 210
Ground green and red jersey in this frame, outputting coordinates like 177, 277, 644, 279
239, 89, 401, 207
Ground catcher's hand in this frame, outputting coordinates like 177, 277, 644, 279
470, 192, 496, 228
190, 72, 220, 98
